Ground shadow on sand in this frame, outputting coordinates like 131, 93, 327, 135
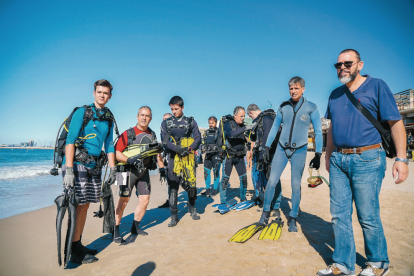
280, 195, 367, 268
131, 261, 156, 276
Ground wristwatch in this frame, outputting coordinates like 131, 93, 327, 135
395, 157, 409, 165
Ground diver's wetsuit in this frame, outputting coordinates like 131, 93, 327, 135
219, 117, 248, 203
115, 127, 157, 197
160, 115, 201, 218
251, 110, 281, 209
202, 127, 222, 191
263, 97, 322, 218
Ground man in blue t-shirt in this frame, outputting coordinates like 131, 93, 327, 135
62, 79, 116, 265
317, 50, 409, 276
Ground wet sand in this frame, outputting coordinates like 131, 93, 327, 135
0, 153, 413, 276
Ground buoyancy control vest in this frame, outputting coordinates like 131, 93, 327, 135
202, 127, 219, 154
50, 105, 119, 176
218, 115, 247, 158
250, 108, 277, 155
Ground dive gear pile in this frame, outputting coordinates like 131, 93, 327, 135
307, 168, 330, 188
50, 105, 119, 176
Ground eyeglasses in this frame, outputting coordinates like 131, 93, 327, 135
334, 61, 357, 69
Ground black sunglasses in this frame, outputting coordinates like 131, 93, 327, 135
334, 61, 357, 69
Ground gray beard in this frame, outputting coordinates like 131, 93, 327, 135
339, 69, 358, 84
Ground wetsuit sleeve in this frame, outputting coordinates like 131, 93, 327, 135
261, 115, 274, 148
66, 107, 85, 145
310, 107, 322, 153
265, 108, 282, 148
160, 120, 178, 152
223, 122, 246, 138
189, 120, 201, 150
104, 122, 115, 153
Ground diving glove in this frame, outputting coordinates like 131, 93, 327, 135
176, 146, 190, 157
127, 156, 141, 166
159, 167, 167, 184
63, 167, 75, 188
105, 167, 117, 186
263, 146, 271, 164
309, 152, 322, 170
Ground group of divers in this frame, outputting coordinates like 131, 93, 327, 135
52, 76, 324, 268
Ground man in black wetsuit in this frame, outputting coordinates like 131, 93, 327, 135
219, 106, 252, 204
201, 116, 221, 197
247, 104, 281, 215
160, 96, 202, 227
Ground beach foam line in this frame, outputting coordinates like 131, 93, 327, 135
0, 165, 58, 180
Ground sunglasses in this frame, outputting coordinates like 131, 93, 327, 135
334, 61, 357, 69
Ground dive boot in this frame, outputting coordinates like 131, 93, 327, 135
131, 220, 148, 235
201, 189, 211, 196
210, 189, 218, 197
158, 200, 170, 208
79, 236, 98, 255
113, 225, 125, 243
258, 211, 270, 225
168, 214, 179, 227
188, 204, 200, 220
271, 209, 281, 218
70, 241, 98, 264
288, 216, 298, 232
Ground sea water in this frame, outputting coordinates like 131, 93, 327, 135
0, 149, 158, 219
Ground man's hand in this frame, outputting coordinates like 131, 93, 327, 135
127, 156, 141, 167
393, 161, 409, 184
63, 167, 75, 188
263, 146, 271, 164
159, 167, 167, 184
325, 154, 330, 173
105, 166, 117, 186
309, 153, 322, 170
176, 146, 190, 157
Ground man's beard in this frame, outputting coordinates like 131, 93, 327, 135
338, 67, 358, 84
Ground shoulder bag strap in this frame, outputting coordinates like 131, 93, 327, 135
343, 87, 387, 135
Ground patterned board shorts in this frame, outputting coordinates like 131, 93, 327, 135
62, 164, 102, 205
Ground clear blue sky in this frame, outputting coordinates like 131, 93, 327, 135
1, 0, 413, 144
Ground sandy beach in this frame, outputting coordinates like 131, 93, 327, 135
0, 153, 413, 276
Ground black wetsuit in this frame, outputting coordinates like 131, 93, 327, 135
202, 127, 221, 190
219, 117, 247, 203
160, 115, 201, 218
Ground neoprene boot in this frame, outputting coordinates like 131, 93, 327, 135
113, 225, 125, 243
157, 199, 169, 208
131, 220, 148, 235
188, 203, 200, 220
79, 235, 98, 255
70, 240, 98, 264
168, 213, 179, 227
210, 189, 218, 196
201, 189, 211, 196
258, 211, 270, 225
271, 209, 281, 219
288, 216, 298, 232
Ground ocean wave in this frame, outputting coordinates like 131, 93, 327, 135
0, 165, 58, 180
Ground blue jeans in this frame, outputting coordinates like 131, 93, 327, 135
263, 144, 307, 217
330, 148, 389, 274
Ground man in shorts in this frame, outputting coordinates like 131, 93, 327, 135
113, 106, 165, 243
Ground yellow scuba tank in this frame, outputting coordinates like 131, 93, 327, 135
173, 137, 196, 187
116, 142, 163, 166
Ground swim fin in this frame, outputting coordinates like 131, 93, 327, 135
258, 218, 284, 241
229, 223, 265, 243
235, 200, 255, 211
116, 142, 163, 165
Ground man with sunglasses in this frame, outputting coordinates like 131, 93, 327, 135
317, 49, 409, 276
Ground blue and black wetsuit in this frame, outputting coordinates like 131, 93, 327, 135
250, 110, 281, 209
202, 127, 221, 191
160, 115, 201, 217
264, 97, 322, 218
219, 117, 248, 203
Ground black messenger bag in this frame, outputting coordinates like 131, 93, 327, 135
343, 87, 397, 158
